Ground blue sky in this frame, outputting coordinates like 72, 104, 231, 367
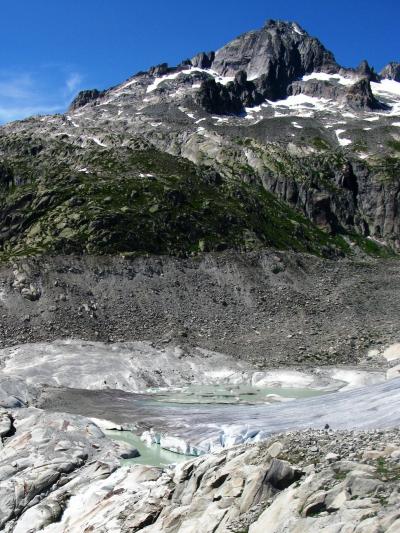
0, 0, 399, 123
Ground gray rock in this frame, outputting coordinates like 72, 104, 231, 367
69, 89, 105, 112
345, 78, 385, 110
380, 62, 400, 81
0, 407, 123, 532
355, 60, 380, 82
347, 476, 382, 498
211, 20, 339, 100
191, 51, 215, 69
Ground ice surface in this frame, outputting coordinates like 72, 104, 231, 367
129, 378, 400, 454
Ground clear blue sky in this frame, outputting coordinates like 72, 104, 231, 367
0, 0, 399, 122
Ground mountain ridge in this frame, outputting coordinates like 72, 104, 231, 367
0, 19, 399, 260
69, 20, 396, 114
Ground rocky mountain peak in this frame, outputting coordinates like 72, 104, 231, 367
0, 17, 398, 264
204, 19, 339, 101
380, 61, 400, 81
69, 89, 104, 112
345, 77, 383, 109
355, 60, 379, 82
211, 20, 338, 76
190, 51, 215, 69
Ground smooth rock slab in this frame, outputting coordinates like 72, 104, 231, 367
0, 339, 383, 394
0, 408, 125, 532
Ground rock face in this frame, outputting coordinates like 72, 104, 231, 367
288, 69, 388, 110
345, 77, 383, 110
380, 62, 400, 81
195, 71, 263, 114
259, 154, 400, 246
210, 20, 339, 100
249, 429, 400, 533
190, 51, 215, 69
68, 89, 104, 111
194, 77, 243, 114
35, 438, 303, 532
355, 59, 380, 82
288, 76, 383, 110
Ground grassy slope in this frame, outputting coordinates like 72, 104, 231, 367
0, 131, 395, 260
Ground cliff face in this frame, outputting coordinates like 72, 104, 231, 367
260, 158, 400, 247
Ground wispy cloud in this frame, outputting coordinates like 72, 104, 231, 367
0, 66, 85, 124
65, 72, 83, 94
0, 73, 34, 100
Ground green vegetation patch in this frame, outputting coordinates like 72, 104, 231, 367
0, 141, 351, 260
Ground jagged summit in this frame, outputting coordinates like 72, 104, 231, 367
68, 18, 398, 117
66, 19, 400, 117
212, 19, 338, 77
381, 61, 400, 81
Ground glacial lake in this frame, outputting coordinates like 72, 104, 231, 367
107, 429, 192, 467
147, 383, 325, 405
107, 383, 328, 467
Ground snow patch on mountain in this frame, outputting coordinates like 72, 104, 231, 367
302, 72, 356, 86
146, 67, 235, 93
335, 129, 352, 146
372, 79, 400, 97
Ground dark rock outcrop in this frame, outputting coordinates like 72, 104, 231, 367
68, 89, 104, 111
148, 63, 170, 77
195, 71, 264, 114
191, 51, 215, 69
288, 79, 345, 101
194, 78, 243, 114
345, 78, 384, 110
229, 71, 264, 107
355, 60, 379, 82
380, 62, 400, 81
210, 20, 339, 100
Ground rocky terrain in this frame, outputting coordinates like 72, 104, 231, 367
0, 17, 399, 532
1, 252, 400, 366
0, 407, 138, 532
2, 414, 399, 532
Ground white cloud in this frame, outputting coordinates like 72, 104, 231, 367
0, 67, 85, 124
65, 72, 83, 94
